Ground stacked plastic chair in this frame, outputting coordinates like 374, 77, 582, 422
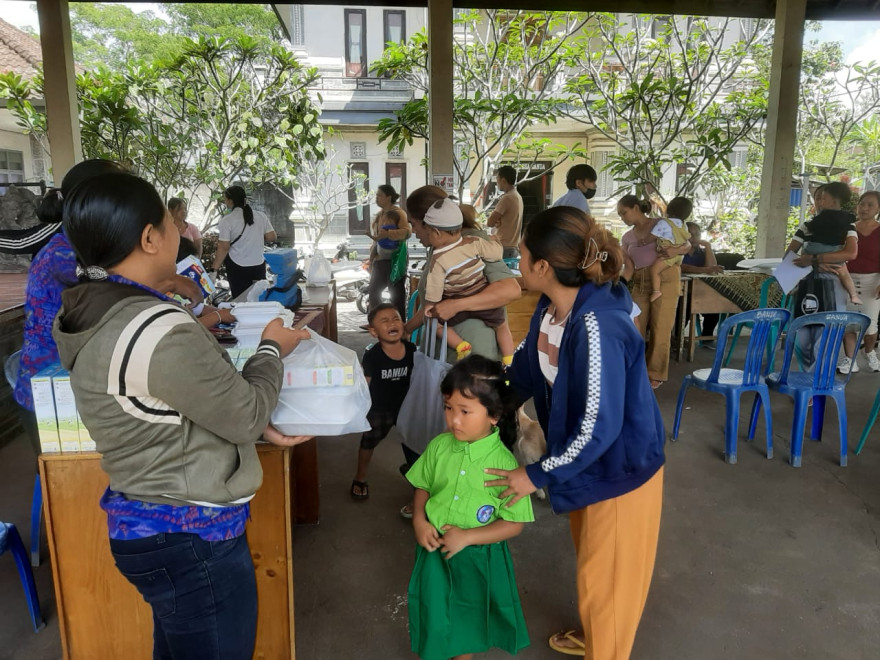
749, 311, 869, 467
673, 308, 790, 464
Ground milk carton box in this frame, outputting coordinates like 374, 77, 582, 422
76, 410, 96, 452
31, 365, 61, 454
52, 369, 81, 453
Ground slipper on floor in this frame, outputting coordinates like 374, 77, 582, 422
548, 630, 586, 656
399, 504, 414, 519
350, 480, 369, 500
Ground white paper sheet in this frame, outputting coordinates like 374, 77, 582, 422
772, 252, 812, 294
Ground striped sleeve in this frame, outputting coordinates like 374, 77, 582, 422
525, 312, 625, 488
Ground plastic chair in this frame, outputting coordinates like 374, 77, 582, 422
0, 522, 45, 632
724, 277, 803, 369
4, 350, 42, 567
672, 308, 791, 464
749, 311, 870, 467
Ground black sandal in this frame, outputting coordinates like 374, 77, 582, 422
350, 480, 369, 500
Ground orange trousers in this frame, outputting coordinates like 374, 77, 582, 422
568, 466, 664, 660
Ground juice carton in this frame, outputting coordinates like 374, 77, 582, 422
76, 410, 96, 452
52, 369, 81, 453
31, 365, 61, 454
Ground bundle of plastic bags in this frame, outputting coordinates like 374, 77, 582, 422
271, 329, 371, 436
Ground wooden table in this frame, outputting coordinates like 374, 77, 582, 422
293, 283, 337, 524
300, 282, 337, 342
681, 273, 771, 361
0, 272, 27, 322
40, 445, 295, 659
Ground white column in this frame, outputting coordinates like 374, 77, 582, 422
755, 0, 806, 258
37, 0, 82, 180
427, 0, 454, 189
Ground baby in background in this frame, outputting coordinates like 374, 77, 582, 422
648, 196, 694, 302
421, 198, 515, 364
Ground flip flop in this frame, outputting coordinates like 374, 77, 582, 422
548, 630, 586, 656
350, 480, 369, 500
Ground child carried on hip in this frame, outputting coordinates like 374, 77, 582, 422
420, 199, 515, 364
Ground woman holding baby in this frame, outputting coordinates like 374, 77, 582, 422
619, 195, 691, 389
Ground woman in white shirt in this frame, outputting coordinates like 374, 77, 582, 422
211, 186, 276, 298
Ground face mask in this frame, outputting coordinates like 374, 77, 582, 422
583, 188, 597, 200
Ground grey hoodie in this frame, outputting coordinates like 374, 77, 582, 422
53, 281, 283, 506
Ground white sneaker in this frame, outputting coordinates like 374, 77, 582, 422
866, 351, 880, 373
837, 355, 859, 374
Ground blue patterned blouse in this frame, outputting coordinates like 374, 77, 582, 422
15, 232, 78, 411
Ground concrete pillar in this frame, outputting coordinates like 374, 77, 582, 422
36, 0, 82, 181
755, 0, 806, 257
427, 0, 454, 191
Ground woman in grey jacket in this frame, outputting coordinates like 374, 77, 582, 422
53, 172, 310, 659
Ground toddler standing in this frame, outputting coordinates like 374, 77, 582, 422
407, 355, 533, 660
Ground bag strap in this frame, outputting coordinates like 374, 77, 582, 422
229, 222, 247, 248
421, 317, 448, 363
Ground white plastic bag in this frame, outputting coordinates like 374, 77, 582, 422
306, 252, 332, 287
396, 319, 450, 454
270, 329, 371, 436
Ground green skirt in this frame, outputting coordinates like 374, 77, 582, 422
408, 542, 530, 660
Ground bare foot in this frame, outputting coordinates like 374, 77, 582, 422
650, 290, 662, 303
650, 379, 663, 389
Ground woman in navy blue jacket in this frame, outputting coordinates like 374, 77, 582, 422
486, 207, 666, 659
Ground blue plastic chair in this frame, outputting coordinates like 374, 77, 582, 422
4, 350, 42, 567
672, 308, 791, 464
0, 522, 45, 632
724, 277, 802, 368
748, 311, 870, 467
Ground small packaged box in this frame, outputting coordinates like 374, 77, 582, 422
52, 369, 81, 453
76, 410, 96, 452
31, 365, 61, 454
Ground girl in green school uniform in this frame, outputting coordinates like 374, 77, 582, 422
406, 355, 534, 660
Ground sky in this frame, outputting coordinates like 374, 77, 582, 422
1, 1, 879, 64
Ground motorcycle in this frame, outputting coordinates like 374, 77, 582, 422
332, 258, 370, 302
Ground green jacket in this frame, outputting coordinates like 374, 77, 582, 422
52, 281, 283, 506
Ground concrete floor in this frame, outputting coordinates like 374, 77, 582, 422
2, 300, 880, 659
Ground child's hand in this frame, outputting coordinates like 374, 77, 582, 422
414, 517, 442, 552
439, 525, 470, 560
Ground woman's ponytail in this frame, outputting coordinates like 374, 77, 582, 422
224, 185, 253, 226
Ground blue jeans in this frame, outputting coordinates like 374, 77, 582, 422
109, 532, 257, 660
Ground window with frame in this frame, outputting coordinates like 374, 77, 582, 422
348, 162, 370, 234
344, 9, 367, 77
588, 151, 618, 199
384, 11, 405, 48
0, 149, 25, 195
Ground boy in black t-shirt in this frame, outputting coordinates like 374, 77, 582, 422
351, 303, 415, 500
